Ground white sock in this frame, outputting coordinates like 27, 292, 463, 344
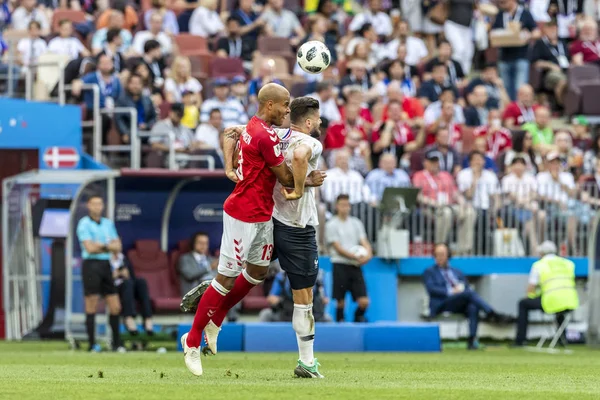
292, 303, 315, 366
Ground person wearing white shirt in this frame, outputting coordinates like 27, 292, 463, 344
17, 20, 48, 68
385, 20, 428, 66
261, 0, 305, 43
348, 0, 392, 37
11, 0, 50, 34
48, 20, 90, 61
308, 82, 341, 125
501, 156, 542, 253
321, 149, 374, 205
132, 13, 173, 55
195, 108, 222, 150
365, 153, 410, 202
536, 151, 579, 254
200, 77, 248, 128
189, 0, 225, 38
423, 88, 465, 126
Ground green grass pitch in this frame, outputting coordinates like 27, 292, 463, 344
1, 342, 600, 399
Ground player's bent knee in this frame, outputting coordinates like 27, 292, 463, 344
215, 273, 237, 290
245, 263, 268, 281
358, 297, 370, 309
292, 288, 313, 305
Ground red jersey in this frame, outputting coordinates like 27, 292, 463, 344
371, 121, 415, 145
425, 122, 462, 146
570, 40, 600, 64
223, 116, 285, 223
381, 97, 424, 121
473, 126, 513, 159
339, 105, 374, 124
502, 102, 539, 127
324, 121, 367, 149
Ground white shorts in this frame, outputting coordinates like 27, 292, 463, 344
218, 211, 274, 277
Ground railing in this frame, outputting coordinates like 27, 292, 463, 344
320, 179, 600, 257
99, 107, 140, 168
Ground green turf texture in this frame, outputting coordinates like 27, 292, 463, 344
1, 342, 599, 400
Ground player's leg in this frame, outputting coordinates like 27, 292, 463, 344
332, 263, 349, 322
351, 268, 369, 323
82, 260, 101, 351
100, 259, 123, 351
84, 295, 99, 351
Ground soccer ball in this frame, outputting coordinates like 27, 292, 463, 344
297, 41, 331, 74
350, 245, 369, 258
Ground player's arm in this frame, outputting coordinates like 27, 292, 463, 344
223, 126, 244, 183
280, 144, 312, 201
81, 240, 109, 254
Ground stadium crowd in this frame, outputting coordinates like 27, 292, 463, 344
2, 0, 600, 256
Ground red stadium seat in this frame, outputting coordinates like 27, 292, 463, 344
241, 284, 269, 311
127, 240, 181, 312
173, 33, 208, 55
52, 10, 86, 33
258, 36, 292, 55
210, 57, 244, 78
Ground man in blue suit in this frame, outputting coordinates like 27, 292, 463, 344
423, 243, 511, 349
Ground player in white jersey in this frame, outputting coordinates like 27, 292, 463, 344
180, 97, 325, 378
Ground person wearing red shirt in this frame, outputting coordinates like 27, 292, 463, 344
570, 19, 600, 65
339, 85, 374, 126
502, 84, 538, 129
325, 103, 367, 149
181, 84, 324, 376
371, 99, 425, 167
380, 80, 424, 122
425, 100, 463, 146
473, 109, 513, 159
412, 149, 475, 252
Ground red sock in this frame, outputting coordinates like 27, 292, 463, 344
186, 284, 227, 348
211, 272, 258, 327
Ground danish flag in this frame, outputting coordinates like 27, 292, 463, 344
43, 147, 80, 169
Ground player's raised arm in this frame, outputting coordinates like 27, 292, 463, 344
223, 126, 244, 183
281, 144, 312, 201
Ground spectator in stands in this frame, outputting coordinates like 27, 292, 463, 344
321, 149, 374, 205
423, 243, 509, 350
502, 130, 541, 176
423, 87, 465, 129
365, 153, 410, 203
231, 0, 271, 44
473, 109, 513, 160
75, 194, 123, 352
425, 128, 462, 175
375, 58, 417, 99
11, 0, 49, 34
247, 58, 283, 102
324, 102, 367, 150
342, 85, 375, 128
464, 85, 490, 127
457, 151, 500, 254
465, 63, 509, 110
111, 253, 154, 344
189, 0, 225, 37
348, 0, 391, 37
178, 232, 218, 296
339, 59, 377, 102
424, 40, 465, 88
536, 151, 578, 253
216, 17, 253, 70
149, 103, 199, 167
98, 28, 125, 74
426, 100, 463, 147
48, 20, 90, 61
328, 130, 372, 176
136, 39, 166, 90
522, 106, 554, 155
571, 115, 591, 151
326, 194, 373, 322
530, 19, 569, 106
132, 13, 172, 56
570, 18, 600, 66
260, 271, 331, 322
72, 53, 122, 117
97, 0, 139, 32
180, 90, 199, 129
144, 0, 179, 35
308, 81, 341, 127
303, 13, 338, 64
418, 62, 458, 106
262, 0, 305, 45
581, 158, 600, 209
371, 99, 425, 167
0, 1, 11, 32
195, 108, 222, 150
0, 35, 20, 94
583, 134, 600, 175
115, 74, 157, 143
554, 129, 583, 177
385, 19, 427, 67
444, 0, 475, 74
345, 23, 387, 70
200, 77, 248, 128
16, 20, 47, 69
492, 0, 540, 101
462, 137, 499, 173
413, 150, 474, 251
92, 10, 133, 55
502, 84, 538, 129
500, 156, 541, 252
230, 75, 249, 110
164, 55, 202, 104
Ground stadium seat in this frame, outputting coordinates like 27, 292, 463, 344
127, 240, 181, 312
461, 126, 475, 154
564, 65, 600, 116
188, 52, 212, 79
51, 10, 87, 33
257, 36, 292, 56
34, 53, 71, 101
241, 284, 269, 311
173, 33, 209, 55
210, 57, 244, 78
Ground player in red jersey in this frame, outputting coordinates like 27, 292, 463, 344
181, 83, 326, 376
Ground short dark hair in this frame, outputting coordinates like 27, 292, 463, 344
191, 231, 209, 247
315, 81, 333, 93
87, 194, 103, 202
28, 20, 41, 30
59, 19, 72, 27
209, 108, 221, 117
289, 97, 320, 125
438, 39, 451, 48
106, 28, 121, 44
227, 16, 239, 24
358, 23, 373, 37
336, 194, 350, 203
127, 73, 143, 85
144, 39, 161, 54
431, 61, 446, 71
469, 150, 485, 162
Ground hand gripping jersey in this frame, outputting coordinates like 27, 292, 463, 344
272, 128, 323, 228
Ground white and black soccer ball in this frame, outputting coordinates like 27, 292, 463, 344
297, 41, 331, 74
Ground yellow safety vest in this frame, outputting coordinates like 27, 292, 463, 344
536, 256, 579, 314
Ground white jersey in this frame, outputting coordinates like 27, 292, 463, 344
272, 129, 323, 228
